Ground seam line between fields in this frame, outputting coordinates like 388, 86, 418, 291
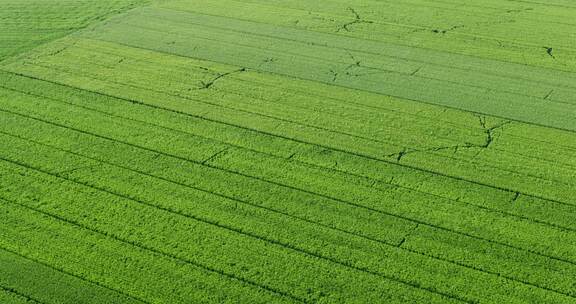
79, 40, 576, 135
113, 15, 576, 101
11, 61, 576, 180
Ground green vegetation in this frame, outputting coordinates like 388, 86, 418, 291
0, 0, 146, 60
0, 0, 575, 303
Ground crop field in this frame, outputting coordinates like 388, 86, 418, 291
0, 0, 575, 303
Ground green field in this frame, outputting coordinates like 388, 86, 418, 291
1, 0, 575, 303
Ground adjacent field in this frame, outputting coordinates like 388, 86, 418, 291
0, 0, 575, 303
0, 0, 146, 60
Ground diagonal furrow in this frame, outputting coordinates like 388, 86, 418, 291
1, 108, 576, 272
0, 158, 471, 303
0, 284, 44, 304
0, 196, 307, 303
0, 241, 148, 304
1, 129, 575, 300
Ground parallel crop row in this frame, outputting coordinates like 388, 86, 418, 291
0, 81, 574, 301
0, 199, 291, 304
0, 160, 465, 303
0, 82, 574, 254
0, 247, 140, 304
1, 38, 574, 204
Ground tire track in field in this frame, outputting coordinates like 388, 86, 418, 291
0, 131, 388, 244
2, 73, 572, 206
0, 115, 568, 266
29, 39, 576, 152
3, 61, 494, 157
0, 284, 44, 304
47, 61, 572, 188
17, 62, 406, 149
1, 130, 574, 300
2, 86, 576, 236
0, 161, 470, 304
32, 51, 576, 167
1, 70, 572, 207
2, 109, 576, 282
14, 39, 576, 153
0, 197, 308, 304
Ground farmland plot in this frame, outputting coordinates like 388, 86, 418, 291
0, 0, 575, 303
0, 0, 147, 60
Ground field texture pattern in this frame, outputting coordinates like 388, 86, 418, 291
0, 0, 575, 303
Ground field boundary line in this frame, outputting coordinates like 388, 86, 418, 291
207, 0, 576, 51
0, 0, 152, 66
22, 45, 576, 154
170, 7, 576, 74
62, 42, 576, 139
112, 20, 576, 105
165, 8, 576, 76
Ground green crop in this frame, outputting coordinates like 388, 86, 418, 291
0, 0, 575, 303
